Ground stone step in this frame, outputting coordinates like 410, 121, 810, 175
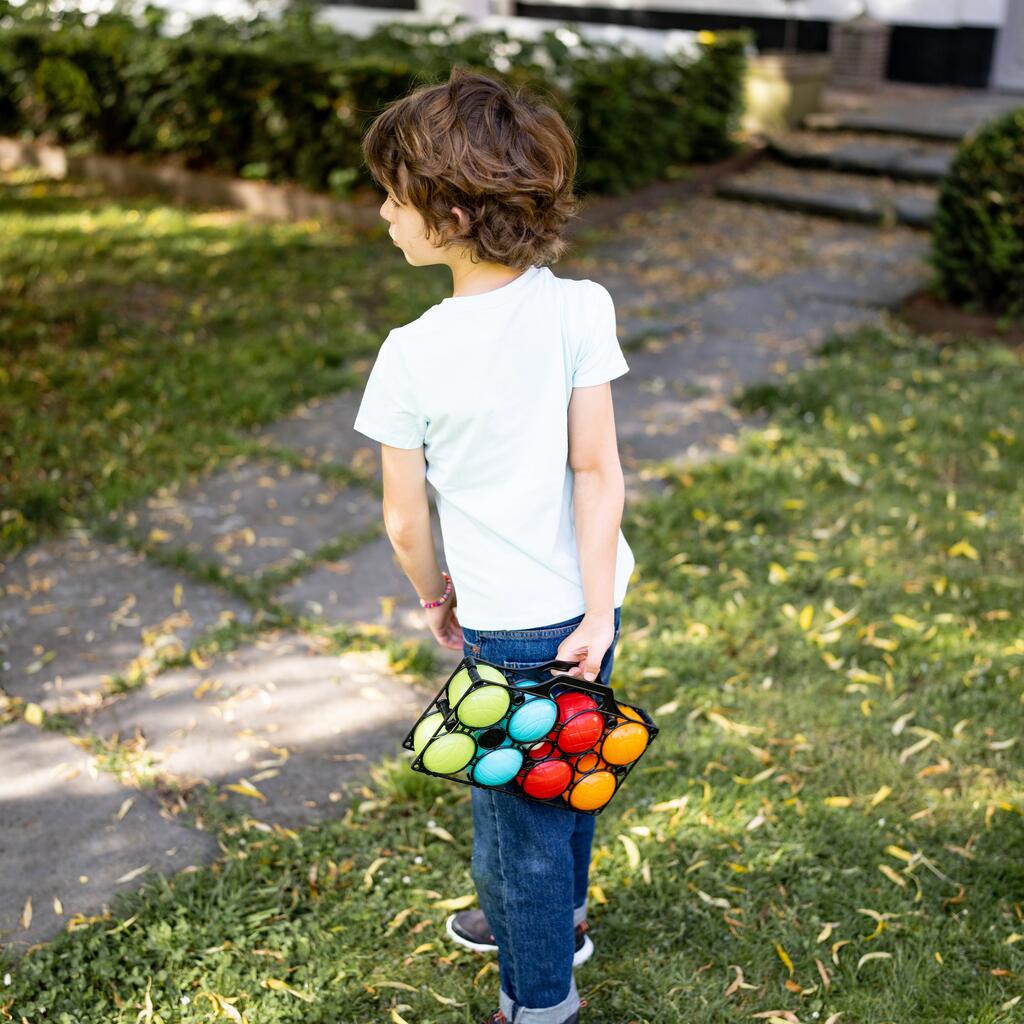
768, 131, 954, 182
805, 110, 966, 143
716, 164, 937, 229
803, 93, 1022, 143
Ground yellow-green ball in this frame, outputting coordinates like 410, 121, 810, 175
422, 732, 476, 775
447, 664, 507, 708
412, 712, 445, 755
457, 685, 510, 728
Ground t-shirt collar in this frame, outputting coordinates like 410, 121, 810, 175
439, 264, 543, 309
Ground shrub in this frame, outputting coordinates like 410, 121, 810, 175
0, 10, 748, 197
930, 106, 1024, 319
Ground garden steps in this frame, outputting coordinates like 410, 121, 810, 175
767, 130, 955, 183
802, 90, 1022, 142
716, 163, 937, 229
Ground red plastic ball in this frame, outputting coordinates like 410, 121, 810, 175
527, 740, 555, 760
555, 692, 599, 722
519, 758, 572, 799
557, 711, 604, 754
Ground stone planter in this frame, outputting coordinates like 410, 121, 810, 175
742, 52, 833, 134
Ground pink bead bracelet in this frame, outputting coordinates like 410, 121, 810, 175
420, 571, 453, 609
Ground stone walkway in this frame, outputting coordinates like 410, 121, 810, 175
1, 87, 1006, 958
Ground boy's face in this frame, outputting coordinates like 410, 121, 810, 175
378, 163, 467, 268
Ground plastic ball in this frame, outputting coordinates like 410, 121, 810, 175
456, 685, 510, 728
412, 712, 445, 755
572, 751, 606, 776
421, 732, 476, 775
601, 722, 649, 765
471, 747, 524, 787
447, 664, 508, 708
568, 770, 617, 811
616, 703, 644, 723
526, 740, 555, 761
511, 675, 542, 690
555, 692, 599, 722
556, 710, 604, 754
507, 696, 558, 742
519, 757, 572, 799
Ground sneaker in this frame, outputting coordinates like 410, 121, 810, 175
446, 910, 594, 967
478, 997, 587, 1023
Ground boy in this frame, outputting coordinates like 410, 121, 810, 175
354, 65, 635, 1024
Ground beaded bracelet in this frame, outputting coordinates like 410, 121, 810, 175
420, 571, 453, 609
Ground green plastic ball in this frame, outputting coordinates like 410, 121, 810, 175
456, 685, 511, 728
412, 712, 445, 754
447, 663, 508, 708
422, 732, 476, 775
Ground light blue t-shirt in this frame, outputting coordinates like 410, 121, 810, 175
352, 264, 636, 630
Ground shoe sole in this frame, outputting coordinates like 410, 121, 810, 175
445, 914, 594, 968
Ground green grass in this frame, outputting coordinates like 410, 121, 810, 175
0, 171, 445, 558
3, 325, 1022, 1023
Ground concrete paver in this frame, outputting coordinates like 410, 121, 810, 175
253, 388, 382, 482
0, 721, 220, 953
0, 532, 252, 714
77, 632, 434, 829
116, 458, 380, 580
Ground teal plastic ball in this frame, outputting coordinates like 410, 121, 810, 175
471, 746, 524, 787
507, 696, 558, 743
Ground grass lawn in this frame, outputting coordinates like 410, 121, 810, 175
3, 324, 1022, 1023
0, 171, 447, 558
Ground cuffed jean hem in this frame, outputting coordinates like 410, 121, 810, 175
572, 901, 587, 928
499, 974, 580, 1024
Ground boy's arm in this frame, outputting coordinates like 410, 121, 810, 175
561, 380, 624, 679
379, 443, 448, 604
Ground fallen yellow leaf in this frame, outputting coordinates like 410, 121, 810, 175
432, 894, 477, 911
774, 941, 794, 976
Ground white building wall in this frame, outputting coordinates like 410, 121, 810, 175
115, 0, 1009, 31
514, 0, 1006, 29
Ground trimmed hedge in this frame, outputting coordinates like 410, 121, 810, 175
930, 106, 1024, 319
0, 9, 748, 196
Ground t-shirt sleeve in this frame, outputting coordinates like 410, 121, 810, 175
352, 331, 427, 449
571, 281, 629, 388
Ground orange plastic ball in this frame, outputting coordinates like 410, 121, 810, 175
570, 752, 608, 786
568, 770, 617, 811
574, 752, 603, 773
601, 722, 649, 765
616, 703, 644, 723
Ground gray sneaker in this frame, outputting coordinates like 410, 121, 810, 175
445, 909, 594, 967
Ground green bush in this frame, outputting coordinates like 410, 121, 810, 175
930, 106, 1024, 319
0, 9, 748, 197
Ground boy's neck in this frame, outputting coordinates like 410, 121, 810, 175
449, 259, 530, 299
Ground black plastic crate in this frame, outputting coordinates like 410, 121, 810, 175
402, 656, 659, 815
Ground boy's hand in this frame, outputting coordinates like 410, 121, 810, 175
425, 597, 464, 651
553, 611, 615, 682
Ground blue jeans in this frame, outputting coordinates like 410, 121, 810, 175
460, 606, 622, 1024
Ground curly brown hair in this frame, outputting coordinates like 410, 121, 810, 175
361, 65, 580, 270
